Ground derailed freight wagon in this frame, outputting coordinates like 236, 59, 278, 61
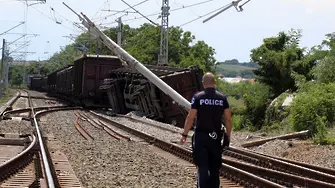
100, 65, 203, 127
73, 54, 123, 107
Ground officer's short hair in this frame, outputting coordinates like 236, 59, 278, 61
202, 72, 215, 85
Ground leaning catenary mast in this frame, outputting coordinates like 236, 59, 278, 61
62, 0, 251, 111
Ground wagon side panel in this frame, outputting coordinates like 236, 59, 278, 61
159, 68, 204, 127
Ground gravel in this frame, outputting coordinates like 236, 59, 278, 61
96, 111, 335, 170
26, 90, 68, 108
39, 110, 197, 188
0, 119, 32, 135
12, 97, 28, 110
4, 90, 335, 186
95, 111, 257, 148
250, 139, 335, 169
0, 91, 32, 135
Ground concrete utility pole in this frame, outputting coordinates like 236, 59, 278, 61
1, 39, 5, 80
116, 17, 122, 46
158, 0, 170, 66
38, 58, 41, 75
1, 39, 9, 93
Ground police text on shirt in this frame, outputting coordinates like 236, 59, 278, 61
199, 99, 224, 106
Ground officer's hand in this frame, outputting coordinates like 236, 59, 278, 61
223, 133, 230, 148
180, 136, 187, 144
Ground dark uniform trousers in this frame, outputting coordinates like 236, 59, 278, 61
192, 131, 222, 188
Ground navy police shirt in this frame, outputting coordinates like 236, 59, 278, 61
191, 88, 229, 132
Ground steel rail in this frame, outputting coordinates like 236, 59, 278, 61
98, 119, 131, 141
88, 110, 284, 188
73, 118, 94, 140
226, 147, 335, 184
3, 105, 70, 117
231, 146, 335, 176
25, 91, 56, 188
0, 135, 36, 181
20, 95, 63, 101
0, 90, 21, 117
223, 158, 335, 187
35, 107, 83, 117
115, 113, 193, 138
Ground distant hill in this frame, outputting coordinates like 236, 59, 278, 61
215, 59, 259, 78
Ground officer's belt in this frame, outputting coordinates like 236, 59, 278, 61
195, 129, 221, 134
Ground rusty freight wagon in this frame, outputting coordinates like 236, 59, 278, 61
100, 65, 203, 127
73, 54, 123, 107
56, 65, 74, 97
47, 65, 72, 97
28, 75, 47, 92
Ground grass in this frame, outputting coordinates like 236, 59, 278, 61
0, 89, 15, 104
227, 96, 245, 109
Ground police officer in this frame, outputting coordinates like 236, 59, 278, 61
180, 72, 232, 188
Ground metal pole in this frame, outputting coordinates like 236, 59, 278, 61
4, 58, 8, 92
117, 17, 122, 46
80, 13, 192, 110
158, 0, 169, 65
1, 39, 5, 81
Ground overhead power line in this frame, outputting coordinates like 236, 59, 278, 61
179, 0, 251, 27
93, 0, 150, 22
0, 22, 25, 36
121, 0, 159, 26
100, 0, 217, 26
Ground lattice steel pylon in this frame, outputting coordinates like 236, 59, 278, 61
157, 0, 170, 66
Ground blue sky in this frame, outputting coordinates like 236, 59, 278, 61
0, 0, 334, 62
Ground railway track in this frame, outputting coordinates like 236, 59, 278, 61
6, 90, 335, 187
85, 110, 283, 187
90, 110, 335, 187
0, 90, 82, 188
0, 134, 39, 187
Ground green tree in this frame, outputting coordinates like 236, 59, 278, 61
47, 24, 216, 73
250, 29, 314, 97
8, 64, 24, 86
313, 55, 335, 83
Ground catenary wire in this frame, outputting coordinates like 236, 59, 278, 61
99, 0, 217, 26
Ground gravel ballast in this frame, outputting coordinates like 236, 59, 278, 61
4, 90, 335, 186
0, 91, 32, 135
40, 110, 197, 188
250, 139, 335, 169
95, 111, 257, 148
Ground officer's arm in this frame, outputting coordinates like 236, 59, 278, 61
224, 108, 232, 138
182, 95, 198, 136
182, 109, 197, 136
223, 98, 232, 138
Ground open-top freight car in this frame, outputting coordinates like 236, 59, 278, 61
28, 75, 47, 92
100, 65, 203, 128
47, 54, 123, 107
73, 54, 123, 107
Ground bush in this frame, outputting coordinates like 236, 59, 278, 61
227, 96, 245, 115
262, 117, 294, 134
290, 82, 335, 137
243, 82, 271, 129
232, 115, 245, 131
